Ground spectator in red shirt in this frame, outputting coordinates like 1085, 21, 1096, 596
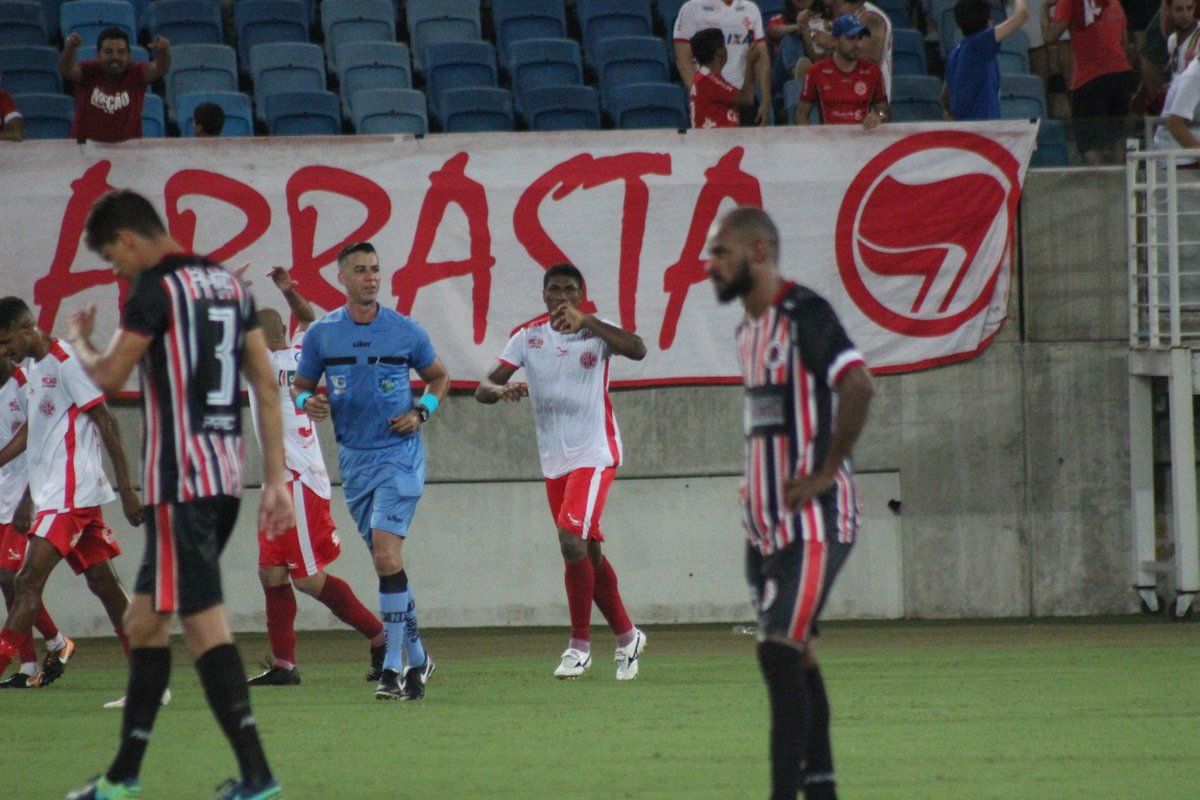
796, 14, 890, 126
0, 89, 23, 142
59, 27, 171, 143
689, 28, 761, 127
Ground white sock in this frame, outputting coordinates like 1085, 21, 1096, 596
19, 661, 37, 676
45, 633, 66, 651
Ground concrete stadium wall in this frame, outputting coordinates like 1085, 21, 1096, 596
40, 168, 1139, 636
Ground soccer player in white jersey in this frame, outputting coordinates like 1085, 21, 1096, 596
0, 355, 75, 689
476, 263, 649, 680
0, 298, 144, 687
242, 266, 387, 686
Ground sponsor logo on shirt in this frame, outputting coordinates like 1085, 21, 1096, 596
90, 87, 130, 115
580, 351, 598, 369
352, 340, 371, 348
528, 335, 544, 348
41, 376, 56, 387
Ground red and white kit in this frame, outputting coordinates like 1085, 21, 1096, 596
248, 330, 339, 577
0, 373, 30, 571
500, 315, 622, 537
674, 0, 766, 88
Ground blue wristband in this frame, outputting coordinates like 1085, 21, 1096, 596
294, 391, 313, 411
417, 393, 439, 416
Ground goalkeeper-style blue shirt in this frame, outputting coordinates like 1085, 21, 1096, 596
296, 305, 437, 452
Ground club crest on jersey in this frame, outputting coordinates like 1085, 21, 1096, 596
764, 341, 788, 369
854, 81, 868, 96
39, 397, 54, 417
579, 351, 598, 369
330, 375, 348, 395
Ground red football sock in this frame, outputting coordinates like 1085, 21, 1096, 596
564, 558, 596, 643
114, 624, 130, 657
264, 584, 297, 665
592, 557, 633, 637
0, 627, 22, 674
34, 603, 59, 640
317, 575, 383, 640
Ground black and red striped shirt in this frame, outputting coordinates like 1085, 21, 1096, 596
737, 282, 866, 555
122, 253, 258, 504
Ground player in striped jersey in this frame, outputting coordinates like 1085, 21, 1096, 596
65, 189, 293, 800
0, 301, 142, 691
476, 263, 648, 681
706, 207, 874, 800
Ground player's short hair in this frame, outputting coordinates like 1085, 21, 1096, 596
954, 0, 992, 37
722, 206, 781, 259
193, 101, 225, 136
85, 190, 168, 252
543, 262, 584, 291
97, 27, 130, 51
690, 28, 726, 67
336, 241, 377, 270
0, 297, 32, 333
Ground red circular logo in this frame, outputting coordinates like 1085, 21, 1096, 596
835, 131, 1022, 336
39, 397, 55, 417
579, 351, 598, 369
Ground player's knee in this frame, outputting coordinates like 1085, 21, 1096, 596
293, 573, 324, 596
557, 530, 586, 562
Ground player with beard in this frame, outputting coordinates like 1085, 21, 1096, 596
705, 206, 874, 800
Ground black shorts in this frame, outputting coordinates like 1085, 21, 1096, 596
746, 538, 853, 645
135, 495, 240, 616
1069, 70, 1137, 154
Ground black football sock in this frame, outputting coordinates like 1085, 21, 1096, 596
802, 664, 837, 800
196, 643, 273, 790
106, 647, 171, 784
758, 640, 811, 800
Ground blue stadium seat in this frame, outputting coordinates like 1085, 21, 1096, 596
439, 86, 514, 133
145, 0, 223, 46
998, 29, 1031, 75
233, 0, 309, 76
406, 0, 482, 72
999, 73, 1046, 119
656, 0, 687, 32
522, 84, 601, 131
336, 41, 412, 121
175, 90, 254, 136
351, 87, 427, 135
164, 44, 238, 121
61, 0, 137, 46
509, 38, 583, 113
892, 27, 927, 76
320, 0, 395, 72
0, 45, 61, 94
575, 0, 654, 68
491, 0, 567, 70
424, 40, 497, 121
874, 0, 910, 29
0, 1, 47, 46
594, 35, 670, 110
1031, 118, 1068, 167
606, 82, 687, 129
265, 89, 341, 135
249, 42, 325, 121
889, 74, 943, 121
141, 90, 164, 137
12, 91, 72, 138
39, 0, 64, 39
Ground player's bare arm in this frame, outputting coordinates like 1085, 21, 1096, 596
12, 487, 32, 533
735, 43, 761, 107
995, 0, 1030, 41
860, 12, 886, 65
863, 100, 889, 130
674, 40, 697, 88
389, 357, 450, 435
1041, 1, 1068, 43
290, 373, 328, 420
475, 361, 528, 404
86, 402, 144, 526
796, 98, 814, 125
244, 328, 295, 539
784, 364, 874, 509
269, 266, 316, 330
550, 305, 647, 361
0, 421, 26, 469
67, 304, 152, 394
753, 40, 772, 125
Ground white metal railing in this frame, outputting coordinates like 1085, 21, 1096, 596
1127, 139, 1200, 349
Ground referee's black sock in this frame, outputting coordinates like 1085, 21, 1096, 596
196, 643, 274, 790
802, 664, 837, 800
757, 640, 811, 800
106, 646, 171, 784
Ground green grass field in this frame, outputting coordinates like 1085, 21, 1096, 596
9, 618, 1200, 800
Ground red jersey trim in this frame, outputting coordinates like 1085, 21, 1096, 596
48, 340, 70, 362
77, 395, 105, 413
509, 313, 551, 337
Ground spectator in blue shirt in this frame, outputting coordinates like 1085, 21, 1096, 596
942, 0, 1031, 119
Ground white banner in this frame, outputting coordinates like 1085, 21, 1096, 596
0, 123, 1035, 388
